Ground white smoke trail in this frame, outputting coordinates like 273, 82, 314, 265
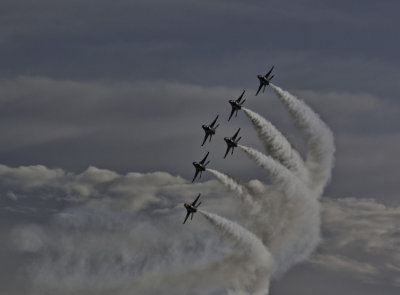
237, 143, 321, 276
242, 107, 309, 183
270, 84, 335, 195
199, 210, 274, 295
238, 144, 293, 186
206, 168, 260, 214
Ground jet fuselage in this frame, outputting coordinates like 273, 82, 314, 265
229, 100, 242, 111
202, 125, 216, 135
193, 162, 206, 171
224, 137, 238, 148
258, 75, 270, 85
184, 203, 197, 213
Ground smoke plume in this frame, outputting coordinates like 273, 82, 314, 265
207, 168, 260, 214
242, 107, 309, 183
271, 84, 335, 195
238, 144, 294, 186
200, 210, 274, 295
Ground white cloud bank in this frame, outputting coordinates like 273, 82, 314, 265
3, 164, 399, 294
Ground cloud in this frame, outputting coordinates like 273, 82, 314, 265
6, 191, 17, 201
310, 254, 378, 276
0, 164, 66, 189
1, 161, 398, 294
0, 76, 235, 149
310, 197, 400, 286
1, 164, 247, 295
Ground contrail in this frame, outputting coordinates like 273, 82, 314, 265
206, 168, 260, 214
271, 84, 335, 195
242, 107, 309, 183
199, 210, 274, 295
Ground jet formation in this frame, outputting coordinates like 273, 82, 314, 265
184, 66, 275, 223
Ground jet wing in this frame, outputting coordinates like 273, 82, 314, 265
201, 133, 209, 146
265, 66, 274, 78
224, 146, 231, 159
183, 212, 191, 224
210, 115, 219, 127
192, 194, 201, 206
200, 152, 209, 164
192, 170, 199, 183
255, 82, 263, 96
232, 128, 241, 140
237, 90, 245, 102
228, 108, 235, 121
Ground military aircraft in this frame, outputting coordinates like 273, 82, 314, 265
255, 66, 274, 96
183, 193, 202, 224
201, 115, 220, 146
228, 90, 246, 121
192, 152, 210, 182
224, 128, 241, 158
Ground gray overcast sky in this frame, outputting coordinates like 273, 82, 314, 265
0, 1, 399, 294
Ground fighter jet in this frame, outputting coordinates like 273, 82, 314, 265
224, 128, 241, 158
255, 66, 274, 96
183, 193, 201, 224
228, 90, 246, 121
201, 115, 220, 146
192, 152, 210, 182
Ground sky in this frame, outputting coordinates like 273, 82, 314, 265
0, 1, 400, 294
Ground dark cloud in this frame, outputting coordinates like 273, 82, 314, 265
0, 0, 399, 86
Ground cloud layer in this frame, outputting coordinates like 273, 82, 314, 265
1, 164, 399, 294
